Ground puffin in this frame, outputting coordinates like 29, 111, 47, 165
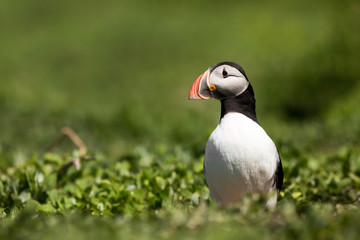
188, 61, 283, 208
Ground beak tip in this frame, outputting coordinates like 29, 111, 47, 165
188, 70, 211, 100
188, 93, 201, 100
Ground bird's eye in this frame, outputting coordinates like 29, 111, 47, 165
222, 69, 229, 78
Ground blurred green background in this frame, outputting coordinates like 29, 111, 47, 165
1, 0, 360, 159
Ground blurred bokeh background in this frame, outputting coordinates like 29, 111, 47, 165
1, 0, 359, 160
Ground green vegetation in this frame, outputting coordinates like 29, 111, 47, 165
1, 0, 360, 239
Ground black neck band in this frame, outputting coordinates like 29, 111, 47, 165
220, 84, 258, 123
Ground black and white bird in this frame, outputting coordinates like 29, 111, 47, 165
188, 61, 283, 207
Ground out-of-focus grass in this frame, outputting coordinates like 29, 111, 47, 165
1, 0, 359, 157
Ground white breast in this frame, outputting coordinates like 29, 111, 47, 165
204, 112, 279, 206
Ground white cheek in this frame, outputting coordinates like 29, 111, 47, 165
229, 76, 249, 96
212, 76, 249, 97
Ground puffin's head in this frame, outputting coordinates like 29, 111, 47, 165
189, 61, 249, 100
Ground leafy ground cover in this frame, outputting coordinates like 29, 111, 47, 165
0, 143, 359, 239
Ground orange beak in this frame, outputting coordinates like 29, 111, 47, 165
188, 69, 211, 100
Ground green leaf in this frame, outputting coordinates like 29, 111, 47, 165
190, 192, 199, 205
155, 176, 167, 190
43, 153, 63, 165
291, 192, 302, 199
37, 204, 56, 214
17, 191, 31, 203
